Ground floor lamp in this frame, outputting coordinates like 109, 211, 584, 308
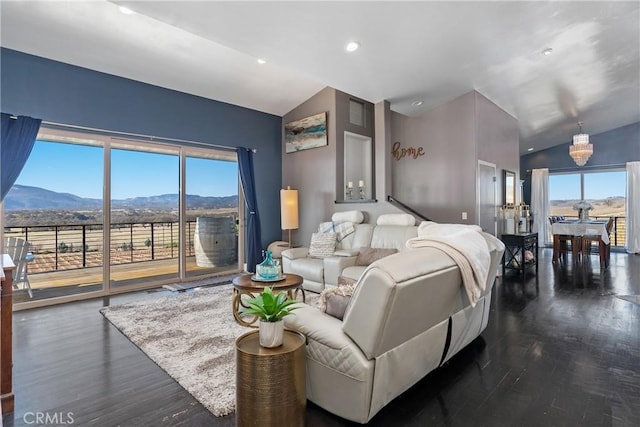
280, 186, 299, 248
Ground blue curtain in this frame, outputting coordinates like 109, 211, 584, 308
1, 113, 42, 200
237, 147, 262, 273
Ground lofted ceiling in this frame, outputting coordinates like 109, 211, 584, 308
1, 1, 638, 154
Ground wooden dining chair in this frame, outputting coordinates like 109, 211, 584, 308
582, 217, 614, 268
549, 216, 572, 261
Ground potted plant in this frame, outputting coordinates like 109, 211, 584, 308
239, 287, 299, 348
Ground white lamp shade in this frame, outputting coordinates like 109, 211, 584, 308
280, 188, 299, 230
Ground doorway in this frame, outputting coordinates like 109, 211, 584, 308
477, 161, 497, 235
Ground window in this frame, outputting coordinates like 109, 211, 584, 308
549, 173, 581, 217
4, 126, 241, 306
549, 169, 627, 246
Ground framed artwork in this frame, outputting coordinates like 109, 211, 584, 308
285, 112, 327, 153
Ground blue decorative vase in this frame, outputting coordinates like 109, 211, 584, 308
256, 250, 279, 279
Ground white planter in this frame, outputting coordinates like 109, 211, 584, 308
259, 320, 284, 348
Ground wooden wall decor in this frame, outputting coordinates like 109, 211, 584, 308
392, 141, 425, 160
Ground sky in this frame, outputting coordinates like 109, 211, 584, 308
549, 171, 627, 200
15, 140, 239, 199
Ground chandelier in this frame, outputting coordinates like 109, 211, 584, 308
569, 121, 593, 166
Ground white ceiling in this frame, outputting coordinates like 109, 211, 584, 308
1, 1, 639, 154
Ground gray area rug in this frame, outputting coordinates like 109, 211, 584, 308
100, 283, 318, 417
617, 295, 640, 305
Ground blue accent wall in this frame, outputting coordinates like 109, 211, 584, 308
0, 48, 282, 249
521, 122, 640, 203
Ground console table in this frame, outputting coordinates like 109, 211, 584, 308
236, 330, 306, 426
501, 232, 538, 279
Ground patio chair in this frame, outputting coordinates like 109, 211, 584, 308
3, 237, 35, 298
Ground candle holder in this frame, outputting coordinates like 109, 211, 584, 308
345, 185, 353, 200
358, 185, 365, 200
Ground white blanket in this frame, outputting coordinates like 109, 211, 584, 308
318, 221, 355, 242
406, 222, 491, 307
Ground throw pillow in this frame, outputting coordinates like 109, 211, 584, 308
308, 232, 337, 258
319, 283, 357, 320
355, 247, 398, 266
338, 275, 357, 287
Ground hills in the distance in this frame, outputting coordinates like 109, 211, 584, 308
4, 185, 238, 211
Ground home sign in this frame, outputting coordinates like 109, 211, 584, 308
392, 141, 425, 160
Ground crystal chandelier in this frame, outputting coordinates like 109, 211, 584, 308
569, 121, 593, 166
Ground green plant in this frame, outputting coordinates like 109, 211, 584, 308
239, 287, 299, 322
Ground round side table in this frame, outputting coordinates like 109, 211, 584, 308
236, 330, 306, 427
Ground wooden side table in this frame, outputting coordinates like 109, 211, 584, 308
501, 232, 538, 279
236, 330, 306, 427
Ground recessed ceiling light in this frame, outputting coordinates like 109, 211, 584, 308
527, 147, 534, 152
411, 100, 424, 107
345, 41, 360, 52
542, 47, 553, 56
119, 6, 135, 15
257, 59, 266, 65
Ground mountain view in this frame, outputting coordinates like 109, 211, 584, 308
4, 185, 238, 211
3, 185, 238, 226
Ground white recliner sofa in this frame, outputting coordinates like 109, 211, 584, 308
284, 226, 505, 423
282, 213, 418, 292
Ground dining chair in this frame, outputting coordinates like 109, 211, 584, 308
581, 217, 614, 268
549, 216, 572, 261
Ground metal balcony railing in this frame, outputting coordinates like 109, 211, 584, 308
3, 219, 236, 274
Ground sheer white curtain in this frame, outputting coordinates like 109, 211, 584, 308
531, 168, 550, 245
626, 161, 640, 254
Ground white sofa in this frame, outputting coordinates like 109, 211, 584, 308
284, 228, 505, 423
281, 213, 418, 292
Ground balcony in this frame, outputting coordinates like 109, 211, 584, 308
4, 219, 239, 304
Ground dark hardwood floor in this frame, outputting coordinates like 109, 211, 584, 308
3, 248, 639, 426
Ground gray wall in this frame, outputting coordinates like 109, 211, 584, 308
282, 87, 337, 245
391, 92, 476, 222
476, 92, 521, 204
283, 88, 519, 244
0, 48, 283, 248
334, 90, 375, 199
521, 121, 640, 204
390, 91, 519, 224
282, 88, 403, 245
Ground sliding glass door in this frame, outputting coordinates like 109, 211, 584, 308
109, 142, 180, 289
184, 150, 240, 278
4, 136, 104, 303
6, 127, 243, 307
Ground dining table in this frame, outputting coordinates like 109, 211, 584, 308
551, 220, 609, 265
